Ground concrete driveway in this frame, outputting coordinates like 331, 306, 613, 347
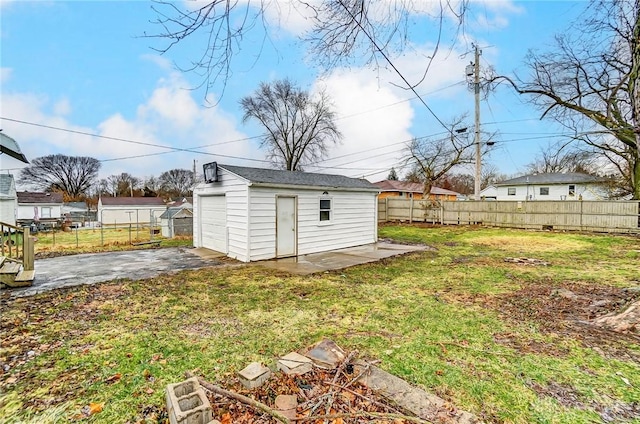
5, 242, 426, 298
8, 247, 226, 298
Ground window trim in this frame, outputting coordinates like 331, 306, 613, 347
507, 187, 516, 196
319, 197, 332, 224
40, 206, 52, 218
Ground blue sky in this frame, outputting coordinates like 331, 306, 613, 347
1, 0, 587, 186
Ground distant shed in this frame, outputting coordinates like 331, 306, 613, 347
98, 197, 167, 226
193, 164, 380, 262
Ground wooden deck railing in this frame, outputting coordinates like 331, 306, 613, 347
0, 222, 35, 271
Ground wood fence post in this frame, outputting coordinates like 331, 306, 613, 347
409, 198, 413, 223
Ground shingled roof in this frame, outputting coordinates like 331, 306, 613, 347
496, 173, 608, 186
100, 197, 166, 206
219, 164, 379, 191
0, 174, 16, 198
17, 191, 64, 204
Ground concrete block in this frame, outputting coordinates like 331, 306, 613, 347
277, 352, 313, 375
302, 339, 345, 369
166, 377, 213, 424
238, 362, 271, 389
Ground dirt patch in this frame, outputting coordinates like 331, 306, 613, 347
528, 381, 640, 423
489, 280, 640, 361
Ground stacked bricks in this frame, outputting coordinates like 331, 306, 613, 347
166, 377, 216, 424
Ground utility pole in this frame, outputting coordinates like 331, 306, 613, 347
473, 44, 482, 201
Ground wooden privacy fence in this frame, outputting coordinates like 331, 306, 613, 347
378, 198, 640, 233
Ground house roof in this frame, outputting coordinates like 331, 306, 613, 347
373, 180, 460, 196
0, 174, 16, 197
496, 173, 608, 186
100, 196, 166, 206
159, 207, 193, 219
63, 202, 88, 210
219, 164, 379, 191
0, 133, 29, 163
17, 191, 64, 204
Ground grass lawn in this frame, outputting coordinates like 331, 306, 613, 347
1, 224, 639, 423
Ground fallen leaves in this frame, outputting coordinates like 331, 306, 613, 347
105, 373, 122, 384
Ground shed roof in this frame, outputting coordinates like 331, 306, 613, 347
0, 174, 16, 197
159, 207, 193, 219
17, 191, 64, 204
219, 164, 379, 191
496, 173, 608, 186
374, 180, 460, 196
100, 197, 166, 206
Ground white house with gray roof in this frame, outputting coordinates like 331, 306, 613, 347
495, 173, 609, 201
193, 164, 380, 262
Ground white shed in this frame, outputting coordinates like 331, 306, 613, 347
193, 164, 380, 262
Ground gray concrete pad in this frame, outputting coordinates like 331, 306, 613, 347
258, 242, 426, 275
7, 247, 225, 298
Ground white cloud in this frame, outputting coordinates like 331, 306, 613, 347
53, 98, 71, 116
310, 68, 415, 181
0, 67, 11, 84
1, 72, 259, 182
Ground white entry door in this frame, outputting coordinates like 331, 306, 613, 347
199, 195, 227, 253
276, 196, 297, 258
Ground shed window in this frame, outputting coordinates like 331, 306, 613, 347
540, 187, 549, 196
41, 207, 52, 218
507, 187, 516, 196
319, 199, 331, 221
569, 185, 576, 196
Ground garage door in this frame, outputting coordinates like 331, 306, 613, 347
199, 195, 227, 253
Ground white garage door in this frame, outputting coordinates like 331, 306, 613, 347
199, 195, 227, 253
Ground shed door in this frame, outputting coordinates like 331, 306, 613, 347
276, 196, 297, 258
200, 195, 227, 253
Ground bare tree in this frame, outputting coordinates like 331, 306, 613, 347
240, 78, 341, 171
525, 142, 601, 175
493, 1, 640, 199
18, 154, 100, 200
405, 117, 476, 195
158, 168, 194, 198
106, 173, 141, 197
149, 1, 468, 99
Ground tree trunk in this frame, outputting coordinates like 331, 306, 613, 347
632, 0, 640, 199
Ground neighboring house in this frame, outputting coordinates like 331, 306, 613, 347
374, 180, 460, 201
16, 191, 64, 226
168, 197, 193, 209
193, 164, 380, 262
0, 174, 17, 226
479, 185, 498, 200
495, 173, 609, 201
159, 206, 193, 238
97, 197, 167, 226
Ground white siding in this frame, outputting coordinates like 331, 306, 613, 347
0, 199, 16, 225
98, 206, 166, 225
496, 183, 607, 201
16, 204, 62, 221
247, 187, 377, 261
193, 169, 249, 261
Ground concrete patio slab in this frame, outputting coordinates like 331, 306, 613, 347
257, 242, 426, 275
7, 247, 226, 298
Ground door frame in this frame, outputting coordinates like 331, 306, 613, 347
275, 195, 298, 258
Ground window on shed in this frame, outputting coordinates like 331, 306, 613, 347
41, 207, 52, 218
319, 199, 331, 221
569, 185, 576, 196
540, 187, 549, 196
507, 187, 516, 196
